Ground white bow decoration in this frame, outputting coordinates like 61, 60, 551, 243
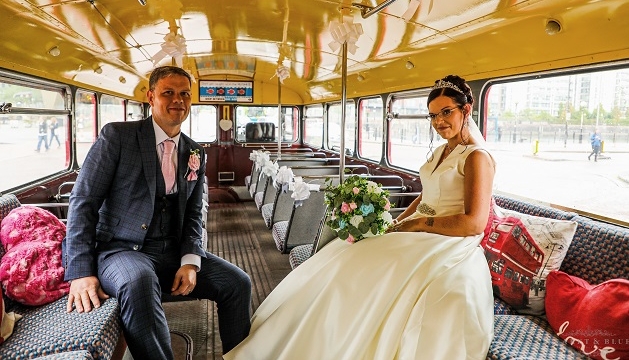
151, 33, 187, 67
291, 178, 312, 207
261, 160, 279, 178
253, 151, 270, 168
272, 65, 291, 84
275, 166, 294, 192
328, 15, 364, 55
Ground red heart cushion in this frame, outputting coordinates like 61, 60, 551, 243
546, 270, 629, 360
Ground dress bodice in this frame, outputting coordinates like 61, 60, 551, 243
416, 143, 482, 217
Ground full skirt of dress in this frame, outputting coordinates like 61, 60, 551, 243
224, 231, 494, 360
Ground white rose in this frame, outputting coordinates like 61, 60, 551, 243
381, 211, 393, 225
367, 181, 382, 194
350, 215, 364, 228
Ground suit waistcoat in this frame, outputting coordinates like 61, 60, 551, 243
146, 157, 179, 240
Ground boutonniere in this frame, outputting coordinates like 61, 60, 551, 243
187, 149, 201, 181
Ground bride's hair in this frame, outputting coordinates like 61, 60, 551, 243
426, 75, 475, 161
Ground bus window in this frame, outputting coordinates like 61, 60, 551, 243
0, 81, 68, 191
182, 105, 217, 143
234, 105, 297, 143
388, 95, 439, 171
504, 268, 514, 280
303, 105, 323, 148
358, 97, 383, 162
100, 94, 125, 127
127, 101, 144, 121
327, 102, 355, 154
485, 68, 629, 223
76, 90, 97, 166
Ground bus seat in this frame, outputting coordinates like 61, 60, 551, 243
272, 186, 329, 254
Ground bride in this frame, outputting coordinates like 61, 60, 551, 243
224, 75, 496, 360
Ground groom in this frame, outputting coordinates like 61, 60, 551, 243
63, 66, 251, 359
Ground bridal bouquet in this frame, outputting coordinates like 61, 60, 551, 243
324, 175, 393, 243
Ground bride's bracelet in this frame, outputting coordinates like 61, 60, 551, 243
392, 219, 399, 225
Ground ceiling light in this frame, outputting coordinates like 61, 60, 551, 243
405, 61, 414, 70
545, 19, 562, 35
48, 46, 61, 57
119, 76, 126, 84
357, 74, 365, 81
94, 66, 103, 74
138, 0, 147, 5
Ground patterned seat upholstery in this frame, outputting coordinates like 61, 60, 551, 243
488, 315, 589, 359
492, 298, 517, 315
272, 221, 288, 252
1, 294, 122, 360
33, 350, 94, 359
0, 194, 123, 360
288, 244, 313, 269
261, 203, 274, 228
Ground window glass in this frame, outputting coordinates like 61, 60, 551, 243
358, 97, 383, 162
127, 101, 144, 121
304, 105, 323, 148
100, 94, 125, 126
234, 106, 297, 143
327, 102, 355, 154
0, 81, 68, 191
181, 105, 217, 143
75, 90, 97, 166
485, 68, 629, 223
0, 85, 65, 110
388, 95, 442, 171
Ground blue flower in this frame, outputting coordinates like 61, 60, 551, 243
360, 203, 375, 215
338, 219, 347, 229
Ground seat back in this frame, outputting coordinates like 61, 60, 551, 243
281, 190, 328, 253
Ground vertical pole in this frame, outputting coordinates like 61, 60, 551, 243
277, 76, 282, 159
339, 42, 347, 183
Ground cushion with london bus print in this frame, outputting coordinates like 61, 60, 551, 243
481, 202, 577, 316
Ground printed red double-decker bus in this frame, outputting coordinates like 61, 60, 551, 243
481, 216, 544, 308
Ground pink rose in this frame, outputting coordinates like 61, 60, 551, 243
352, 187, 360, 194
187, 152, 201, 181
346, 235, 355, 244
384, 199, 391, 211
349, 202, 357, 210
341, 202, 351, 214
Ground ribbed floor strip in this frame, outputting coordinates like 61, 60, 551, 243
202, 201, 292, 359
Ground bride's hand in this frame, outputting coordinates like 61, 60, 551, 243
385, 219, 402, 233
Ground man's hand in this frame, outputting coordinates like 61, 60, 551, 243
171, 264, 197, 296
67, 276, 110, 313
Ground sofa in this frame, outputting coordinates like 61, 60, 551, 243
486, 194, 629, 360
0, 194, 123, 360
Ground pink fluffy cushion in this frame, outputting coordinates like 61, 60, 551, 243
0, 206, 69, 306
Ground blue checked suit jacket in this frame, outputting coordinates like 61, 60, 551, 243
64, 117, 207, 280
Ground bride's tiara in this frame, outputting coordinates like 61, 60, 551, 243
432, 80, 465, 95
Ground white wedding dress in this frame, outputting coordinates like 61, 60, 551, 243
225, 144, 494, 360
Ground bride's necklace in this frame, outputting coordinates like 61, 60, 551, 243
445, 143, 454, 154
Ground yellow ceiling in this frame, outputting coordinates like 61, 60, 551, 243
1, 0, 628, 103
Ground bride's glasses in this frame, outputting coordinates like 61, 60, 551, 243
428, 106, 461, 121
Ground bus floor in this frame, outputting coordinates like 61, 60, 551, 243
158, 201, 292, 360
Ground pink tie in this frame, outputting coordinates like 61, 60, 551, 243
161, 139, 176, 194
